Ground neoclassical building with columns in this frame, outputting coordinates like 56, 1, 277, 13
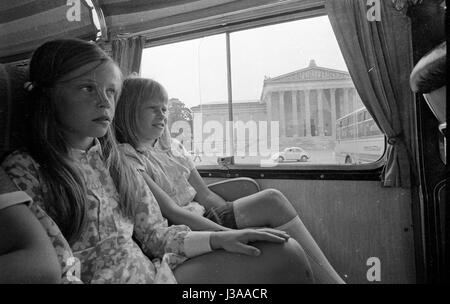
190, 60, 364, 151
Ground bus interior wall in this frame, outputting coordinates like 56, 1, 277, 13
409, 0, 447, 284
204, 177, 416, 284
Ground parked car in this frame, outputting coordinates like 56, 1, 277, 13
271, 147, 310, 162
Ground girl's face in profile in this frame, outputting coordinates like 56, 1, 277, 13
137, 96, 168, 144
53, 61, 122, 149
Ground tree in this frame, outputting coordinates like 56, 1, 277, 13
168, 98, 192, 125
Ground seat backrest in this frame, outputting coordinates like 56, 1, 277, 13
0, 61, 30, 160
410, 41, 446, 125
207, 177, 260, 202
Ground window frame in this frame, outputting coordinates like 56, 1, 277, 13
140, 2, 387, 180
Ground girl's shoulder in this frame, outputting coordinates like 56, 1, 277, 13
167, 139, 196, 170
169, 138, 182, 148
169, 139, 194, 161
1, 150, 44, 203
117, 142, 137, 155
169, 138, 188, 155
117, 143, 147, 171
2, 149, 40, 172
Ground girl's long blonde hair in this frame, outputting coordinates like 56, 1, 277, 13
26, 39, 139, 245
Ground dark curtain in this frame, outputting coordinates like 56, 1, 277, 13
326, 0, 417, 188
112, 36, 145, 77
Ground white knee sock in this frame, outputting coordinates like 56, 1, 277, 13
276, 216, 345, 284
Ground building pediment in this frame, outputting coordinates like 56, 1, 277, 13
265, 60, 351, 83
266, 67, 351, 83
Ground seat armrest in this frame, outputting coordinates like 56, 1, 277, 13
207, 177, 260, 202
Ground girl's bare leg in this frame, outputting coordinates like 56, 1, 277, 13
174, 238, 314, 284
232, 189, 345, 284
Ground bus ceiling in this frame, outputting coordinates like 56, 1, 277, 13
0, 0, 326, 63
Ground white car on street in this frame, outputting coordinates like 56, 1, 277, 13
271, 147, 310, 162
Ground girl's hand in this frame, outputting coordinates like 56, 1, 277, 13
209, 228, 290, 256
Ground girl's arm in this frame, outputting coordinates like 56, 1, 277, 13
188, 168, 229, 209
209, 228, 290, 256
135, 174, 291, 258
134, 163, 292, 258
141, 171, 230, 231
0, 166, 20, 193
0, 202, 61, 284
172, 139, 227, 209
2, 152, 82, 283
0, 167, 59, 283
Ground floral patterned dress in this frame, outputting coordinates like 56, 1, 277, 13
119, 139, 205, 217
1, 165, 81, 283
2, 139, 211, 283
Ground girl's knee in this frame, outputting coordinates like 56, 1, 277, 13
260, 189, 296, 215
261, 188, 284, 201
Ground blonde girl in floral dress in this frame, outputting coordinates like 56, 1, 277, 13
2, 39, 313, 284
114, 77, 345, 284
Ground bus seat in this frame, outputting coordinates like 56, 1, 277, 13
0, 61, 30, 161
410, 41, 446, 164
410, 41, 446, 131
207, 177, 260, 202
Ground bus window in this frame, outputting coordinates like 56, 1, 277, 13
141, 34, 227, 165
141, 15, 385, 168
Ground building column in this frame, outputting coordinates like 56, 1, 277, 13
279, 91, 285, 137
330, 88, 337, 139
304, 89, 311, 137
353, 88, 359, 111
317, 89, 324, 136
266, 95, 272, 124
343, 88, 349, 116
349, 88, 354, 113
264, 95, 273, 146
291, 90, 298, 137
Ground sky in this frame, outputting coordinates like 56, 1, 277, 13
141, 15, 348, 109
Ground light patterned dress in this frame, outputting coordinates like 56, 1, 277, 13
28, 203, 82, 283
119, 139, 205, 217
2, 139, 211, 284
0, 166, 81, 284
